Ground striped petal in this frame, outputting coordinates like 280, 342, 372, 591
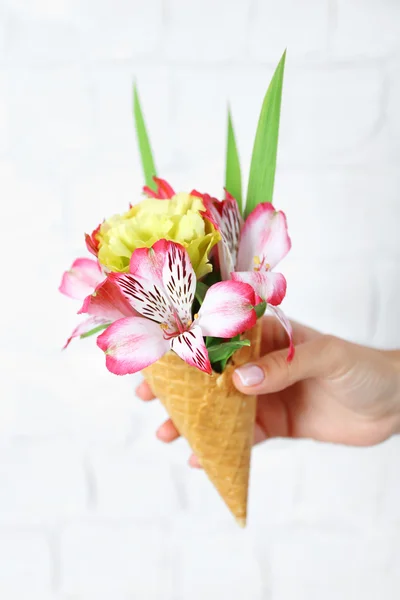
161, 241, 196, 327
97, 317, 169, 375
231, 271, 287, 305
170, 325, 211, 375
59, 258, 104, 301
218, 197, 243, 280
237, 203, 291, 271
197, 193, 243, 280
196, 281, 257, 338
112, 240, 195, 334
78, 277, 137, 321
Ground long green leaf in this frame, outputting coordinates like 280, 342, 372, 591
225, 108, 242, 212
133, 84, 157, 191
245, 50, 286, 218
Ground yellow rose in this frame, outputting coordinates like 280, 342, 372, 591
96, 192, 220, 278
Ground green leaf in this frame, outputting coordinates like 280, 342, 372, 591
80, 323, 110, 339
208, 339, 250, 364
225, 108, 242, 213
245, 50, 286, 218
195, 281, 208, 305
133, 84, 157, 191
218, 356, 230, 372
254, 301, 267, 319
205, 335, 221, 348
206, 333, 239, 351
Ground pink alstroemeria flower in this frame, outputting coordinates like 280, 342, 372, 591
97, 239, 257, 376
196, 192, 294, 360
59, 258, 135, 347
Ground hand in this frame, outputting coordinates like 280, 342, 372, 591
135, 317, 400, 467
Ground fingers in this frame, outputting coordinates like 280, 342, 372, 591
233, 334, 341, 395
138, 374, 273, 469
135, 380, 156, 401
156, 418, 180, 442
254, 421, 268, 444
188, 454, 202, 468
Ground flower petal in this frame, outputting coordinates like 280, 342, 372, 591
78, 277, 137, 321
63, 316, 110, 349
59, 258, 104, 300
161, 241, 196, 327
196, 193, 243, 280
143, 177, 175, 199
97, 317, 169, 375
231, 271, 287, 305
236, 203, 291, 271
170, 325, 211, 374
268, 305, 295, 361
110, 271, 175, 331
218, 197, 243, 280
191, 191, 220, 229
196, 280, 257, 338
113, 240, 195, 333
85, 223, 102, 257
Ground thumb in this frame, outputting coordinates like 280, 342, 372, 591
233, 335, 339, 395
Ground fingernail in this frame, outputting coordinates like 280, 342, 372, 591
235, 364, 265, 386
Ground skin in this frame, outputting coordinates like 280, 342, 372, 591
135, 317, 400, 468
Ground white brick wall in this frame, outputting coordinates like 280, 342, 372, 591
1, 0, 400, 598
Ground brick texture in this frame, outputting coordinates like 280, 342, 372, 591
1, 0, 400, 598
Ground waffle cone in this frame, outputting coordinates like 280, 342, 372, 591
142, 321, 262, 526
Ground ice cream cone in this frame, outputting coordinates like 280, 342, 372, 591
142, 320, 262, 525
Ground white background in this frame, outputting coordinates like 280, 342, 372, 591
0, 0, 400, 598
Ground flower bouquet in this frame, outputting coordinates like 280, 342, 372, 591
60, 51, 293, 526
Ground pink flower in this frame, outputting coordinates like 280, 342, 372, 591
97, 240, 257, 375
198, 193, 294, 360
59, 258, 104, 301
59, 258, 135, 348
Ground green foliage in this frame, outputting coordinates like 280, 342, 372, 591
225, 108, 242, 212
245, 50, 286, 217
254, 301, 267, 319
207, 338, 251, 372
133, 84, 157, 191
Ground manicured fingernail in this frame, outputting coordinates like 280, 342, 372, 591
235, 364, 264, 386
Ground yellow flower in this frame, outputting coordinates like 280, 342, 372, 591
96, 192, 220, 278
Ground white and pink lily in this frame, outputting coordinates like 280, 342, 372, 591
96, 239, 258, 376
196, 192, 294, 360
59, 257, 135, 347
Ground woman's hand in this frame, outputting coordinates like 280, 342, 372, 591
136, 317, 400, 467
